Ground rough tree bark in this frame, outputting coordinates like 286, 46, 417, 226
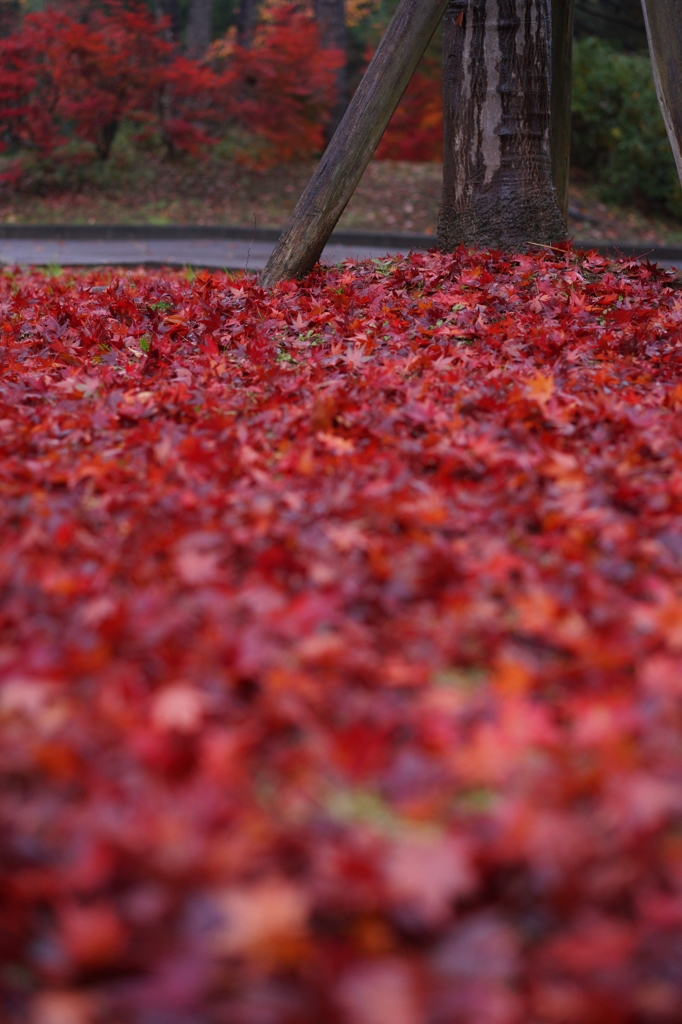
316, 0, 350, 142
551, 0, 575, 223
237, 0, 260, 46
186, 0, 213, 58
261, 0, 450, 288
438, 0, 566, 252
641, 0, 682, 190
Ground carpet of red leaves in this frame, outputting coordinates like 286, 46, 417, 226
2, 249, 682, 1024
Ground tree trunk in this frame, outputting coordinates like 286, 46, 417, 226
641, 0, 682, 190
438, 0, 566, 252
237, 0, 259, 46
156, 0, 182, 42
186, 0, 213, 58
551, 0, 574, 224
260, 0, 450, 287
0, 0, 21, 38
316, 0, 350, 142
97, 120, 120, 161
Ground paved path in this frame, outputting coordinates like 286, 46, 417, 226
0, 237, 409, 270
1, 234, 681, 272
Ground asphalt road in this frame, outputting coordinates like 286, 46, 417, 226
1, 233, 681, 272
0, 237, 411, 270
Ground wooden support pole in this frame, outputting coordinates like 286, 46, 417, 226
260, 0, 449, 288
551, 0, 575, 226
641, 0, 682, 190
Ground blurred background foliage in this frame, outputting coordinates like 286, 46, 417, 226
571, 0, 682, 219
1, 0, 682, 228
574, 0, 647, 52
571, 36, 682, 220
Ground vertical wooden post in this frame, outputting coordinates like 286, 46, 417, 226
260, 0, 450, 288
641, 0, 682, 189
551, 0, 575, 225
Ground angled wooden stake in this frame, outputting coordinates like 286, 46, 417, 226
260, 0, 450, 288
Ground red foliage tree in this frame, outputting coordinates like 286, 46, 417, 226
0, 2, 175, 160
53, 3, 173, 160
375, 55, 442, 162
214, 2, 342, 166
0, 14, 64, 156
0, 0, 338, 178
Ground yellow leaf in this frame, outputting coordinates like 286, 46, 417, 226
526, 372, 554, 407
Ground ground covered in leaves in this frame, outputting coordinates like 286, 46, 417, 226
2, 249, 682, 1024
0, 159, 441, 235
3, 154, 682, 245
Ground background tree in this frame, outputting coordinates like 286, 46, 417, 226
551, 0, 575, 223
156, 0, 182, 40
438, 0, 565, 252
186, 0, 214, 57
236, 0, 259, 45
315, 0, 349, 140
0, 0, 20, 38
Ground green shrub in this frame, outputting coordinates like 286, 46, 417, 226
571, 36, 682, 219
